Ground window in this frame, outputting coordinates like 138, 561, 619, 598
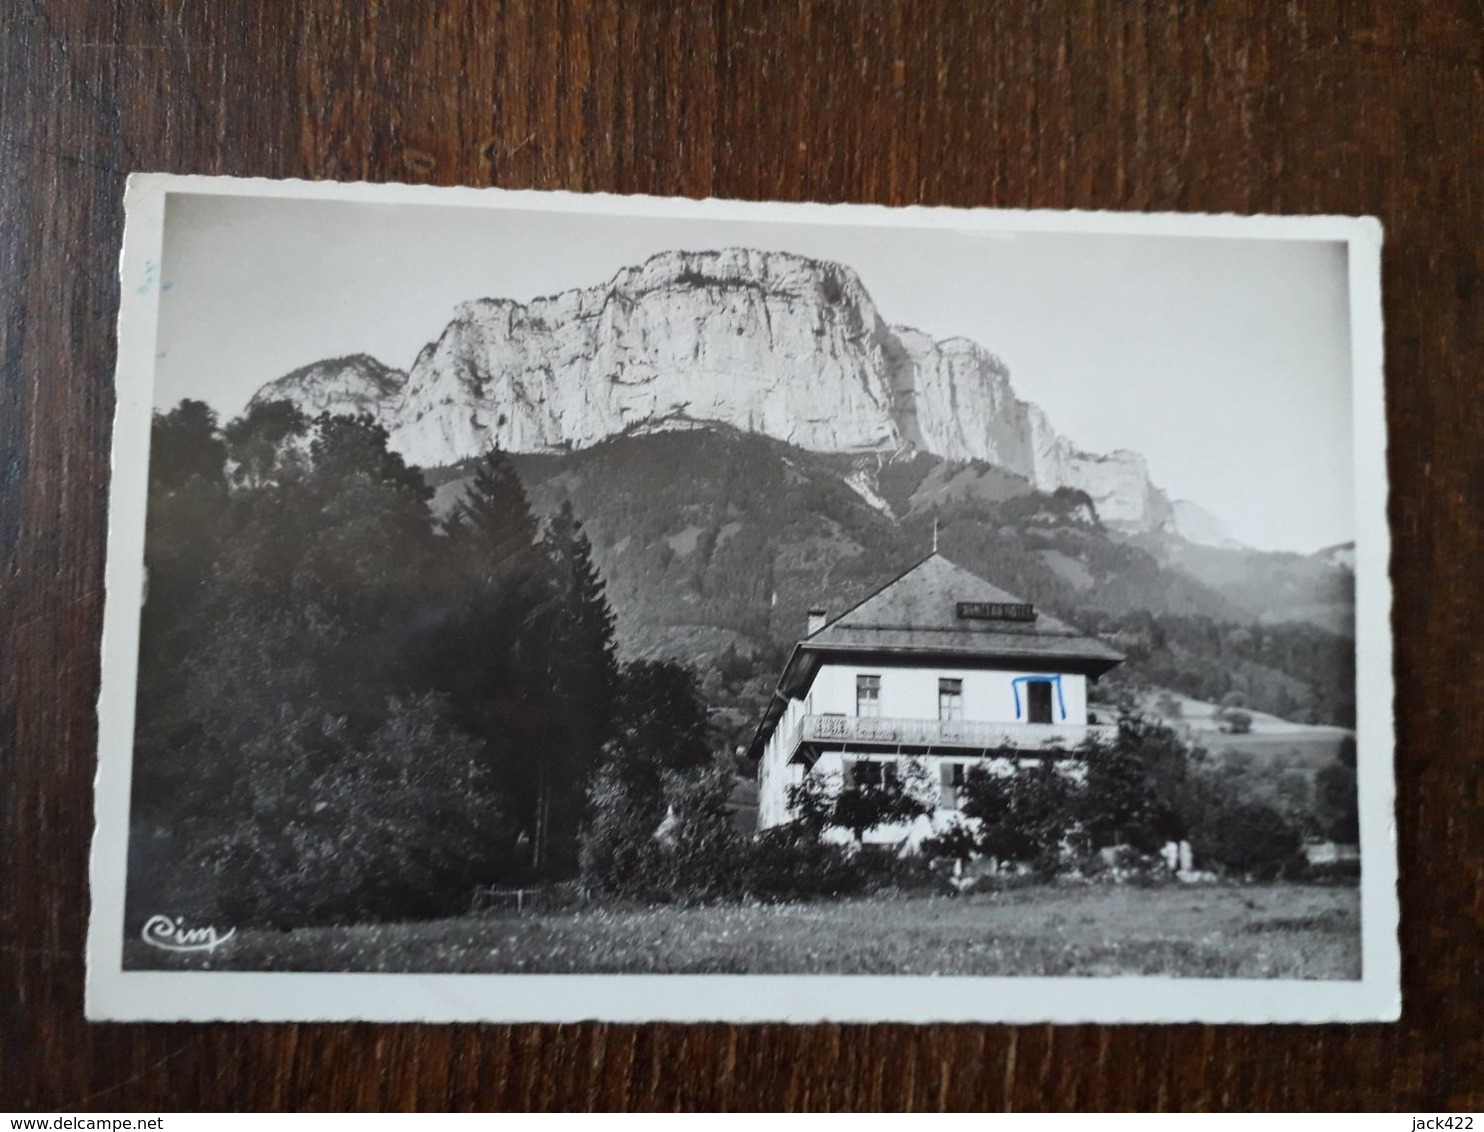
1027, 679, 1054, 724
856, 674, 881, 717
938, 678, 964, 721
850, 759, 893, 788
939, 762, 966, 809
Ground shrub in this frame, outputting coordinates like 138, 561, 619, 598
739, 828, 863, 902
1215, 708, 1254, 735
1315, 762, 1360, 843
786, 759, 934, 843
639, 761, 745, 904
1080, 714, 1191, 852
137, 693, 513, 930
961, 757, 1083, 876
920, 820, 979, 864
1191, 801, 1303, 880
1079, 844, 1172, 886
1305, 859, 1362, 886
854, 845, 952, 895
581, 757, 744, 905
578, 759, 663, 899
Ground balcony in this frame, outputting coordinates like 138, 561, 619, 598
786, 713, 1117, 759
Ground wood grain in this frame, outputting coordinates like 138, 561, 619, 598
3, 0, 1481, 1112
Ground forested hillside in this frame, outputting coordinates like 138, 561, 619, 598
131, 399, 1358, 936
425, 425, 1357, 740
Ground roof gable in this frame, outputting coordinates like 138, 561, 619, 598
748, 554, 1123, 758
802, 553, 1124, 666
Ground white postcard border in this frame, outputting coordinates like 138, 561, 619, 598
88, 174, 1398, 1024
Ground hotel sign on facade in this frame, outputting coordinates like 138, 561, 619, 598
955, 601, 1037, 623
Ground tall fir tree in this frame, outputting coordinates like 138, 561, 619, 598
409, 448, 557, 874
448, 448, 543, 588
536, 499, 618, 872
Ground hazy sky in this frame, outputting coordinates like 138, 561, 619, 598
155, 193, 1355, 553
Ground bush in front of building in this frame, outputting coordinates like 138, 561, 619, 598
638, 760, 747, 904
784, 760, 935, 844
738, 827, 865, 902
918, 819, 979, 866
1189, 800, 1306, 880
959, 756, 1085, 876
853, 844, 956, 895
912, 716, 1316, 886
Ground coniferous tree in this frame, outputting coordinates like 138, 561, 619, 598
448, 448, 543, 587
412, 448, 557, 874
535, 499, 619, 872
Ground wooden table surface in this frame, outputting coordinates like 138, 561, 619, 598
3, 0, 1480, 1112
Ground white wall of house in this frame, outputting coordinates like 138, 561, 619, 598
756, 660, 1095, 832
807, 661, 1089, 726
757, 693, 809, 829
793, 750, 1073, 848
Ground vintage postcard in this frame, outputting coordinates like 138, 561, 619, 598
89, 176, 1397, 1023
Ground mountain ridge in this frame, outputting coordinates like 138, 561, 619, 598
250, 247, 1196, 532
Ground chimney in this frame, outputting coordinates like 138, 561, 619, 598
807, 608, 827, 636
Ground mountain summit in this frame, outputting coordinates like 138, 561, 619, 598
249, 248, 1184, 529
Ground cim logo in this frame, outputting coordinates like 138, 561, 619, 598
140, 914, 237, 954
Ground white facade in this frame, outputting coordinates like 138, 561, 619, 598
803, 661, 1089, 724
756, 660, 1106, 834
748, 554, 1123, 843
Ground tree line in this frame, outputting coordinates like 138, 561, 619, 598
129, 401, 1359, 929
1081, 609, 1356, 728
783, 711, 1359, 883
128, 399, 714, 930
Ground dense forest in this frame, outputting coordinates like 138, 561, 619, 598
1081, 610, 1357, 729
128, 400, 715, 930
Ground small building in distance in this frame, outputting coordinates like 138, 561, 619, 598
750, 553, 1125, 843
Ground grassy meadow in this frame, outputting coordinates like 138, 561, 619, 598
125, 883, 1360, 979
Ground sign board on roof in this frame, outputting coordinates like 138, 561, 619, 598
956, 601, 1037, 622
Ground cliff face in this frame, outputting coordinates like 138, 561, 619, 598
251, 354, 407, 421
386, 249, 910, 467
247, 248, 1182, 530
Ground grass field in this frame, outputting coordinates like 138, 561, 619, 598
125, 883, 1360, 979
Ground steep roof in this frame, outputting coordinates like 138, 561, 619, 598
803, 553, 1122, 663
747, 554, 1124, 757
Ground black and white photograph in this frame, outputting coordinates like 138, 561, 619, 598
88, 177, 1395, 1023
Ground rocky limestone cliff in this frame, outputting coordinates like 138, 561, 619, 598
250, 354, 407, 422
386, 249, 911, 467
248, 248, 1186, 530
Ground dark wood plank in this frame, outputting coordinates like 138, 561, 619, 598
2, 0, 1480, 1112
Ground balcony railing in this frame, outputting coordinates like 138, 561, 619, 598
788, 713, 1117, 755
